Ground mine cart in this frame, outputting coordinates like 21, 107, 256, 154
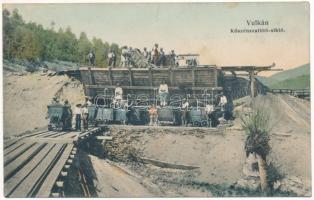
87, 105, 98, 126
95, 107, 114, 124
188, 107, 209, 127
127, 106, 149, 125
113, 108, 128, 124
47, 104, 72, 131
157, 106, 181, 125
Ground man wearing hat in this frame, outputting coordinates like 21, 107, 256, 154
74, 103, 82, 131
82, 104, 89, 130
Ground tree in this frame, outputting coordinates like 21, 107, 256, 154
241, 102, 271, 191
78, 32, 92, 64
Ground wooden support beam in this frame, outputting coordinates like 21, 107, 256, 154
85, 84, 223, 91
148, 68, 153, 87
192, 68, 195, 87
128, 68, 133, 86
249, 70, 256, 98
169, 68, 174, 86
108, 67, 113, 85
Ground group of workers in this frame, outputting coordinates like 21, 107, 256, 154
110, 81, 228, 127
50, 97, 92, 131
87, 43, 177, 68
147, 94, 228, 126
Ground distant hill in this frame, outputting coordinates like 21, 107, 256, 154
257, 63, 310, 89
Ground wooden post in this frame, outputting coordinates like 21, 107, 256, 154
169, 68, 173, 86
128, 68, 133, 86
192, 68, 196, 87
108, 67, 113, 86
249, 70, 256, 98
148, 68, 153, 86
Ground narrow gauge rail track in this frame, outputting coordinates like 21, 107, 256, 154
3, 127, 105, 198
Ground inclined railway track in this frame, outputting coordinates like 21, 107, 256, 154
3, 127, 105, 197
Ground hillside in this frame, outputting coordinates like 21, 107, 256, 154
258, 63, 310, 89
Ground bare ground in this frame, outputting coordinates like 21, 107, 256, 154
3, 71, 84, 137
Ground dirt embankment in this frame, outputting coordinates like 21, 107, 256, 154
3, 71, 84, 137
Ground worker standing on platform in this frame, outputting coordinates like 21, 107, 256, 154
158, 80, 169, 107
159, 48, 166, 67
114, 83, 123, 107
143, 47, 148, 59
120, 46, 128, 67
82, 104, 89, 131
152, 43, 159, 65
88, 50, 95, 66
170, 50, 176, 66
74, 104, 82, 131
108, 50, 114, 67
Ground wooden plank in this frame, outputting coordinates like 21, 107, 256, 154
4, 142, 25, 156
85, 85, 223, 90
148, 68, 153, 86
4, 143, 45, 180
36, 144, 74, 198
42, 131, 64, 138
49, 131, 69, 138
108, 67, 113, 85
34, 131, 58, 138
4, 143, 36, 166
4, 130, 49, 146
4, 138, 21, 149
4, 143, 54, 197
128, 68, 133, 86
20, 130, 50, 138
192, 68, 195, 87
10, 144, 65, 197
23, 138, 74, 144
61, 131, 80, 139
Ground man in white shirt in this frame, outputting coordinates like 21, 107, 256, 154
74, 104, 82, 131
114, 83, 123, 107
158, 80, 169, 106
120, 46, 128, 67
81, 104, 89, 130
219, 94, 228, 111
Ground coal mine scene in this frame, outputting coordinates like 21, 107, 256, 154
2, 2, 311, 198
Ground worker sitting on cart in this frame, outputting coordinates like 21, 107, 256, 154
62, 100, 72, 131
148, 104, 158, 126
181, 98, 189, 126
113, 83, 123, 107
158, 80, 169, 107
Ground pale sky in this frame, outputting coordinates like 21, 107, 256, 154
4, 2, 310, 76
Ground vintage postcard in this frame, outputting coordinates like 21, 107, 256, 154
2, 2, 310, 198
